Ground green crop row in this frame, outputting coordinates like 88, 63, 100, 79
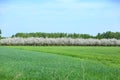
0, 46, 120, 80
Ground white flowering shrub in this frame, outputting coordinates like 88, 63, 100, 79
0, 37, 120, 46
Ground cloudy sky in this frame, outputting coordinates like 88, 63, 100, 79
0, 0, 120, 37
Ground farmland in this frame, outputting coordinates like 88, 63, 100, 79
0, 46, 120, 80
1, 0, 120, 79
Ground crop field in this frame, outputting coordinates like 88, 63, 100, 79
0, 46, 120, 80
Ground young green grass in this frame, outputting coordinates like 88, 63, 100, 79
1, 46, 120, 80
10, 46, 120, 67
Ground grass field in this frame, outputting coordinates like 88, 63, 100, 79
0, 46, 120, 80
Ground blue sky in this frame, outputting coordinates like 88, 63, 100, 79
0, 0, 120, 37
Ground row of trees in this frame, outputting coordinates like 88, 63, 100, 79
12, 31, 120, 39
12, 32, 93, 39
0, 29, 120, 39
0, 38, 120, 46
96, 31, 120, 39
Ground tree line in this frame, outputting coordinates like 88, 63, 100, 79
96, 31, 120, 39
0, 29, 120, 39
12, 32, 93, 39
1, 38, 120, 46
11, 31, 120, 39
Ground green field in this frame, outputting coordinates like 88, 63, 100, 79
0, 46, 120, 80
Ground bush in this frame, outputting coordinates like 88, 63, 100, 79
0, 37, 120, 46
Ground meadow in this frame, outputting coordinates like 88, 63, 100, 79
0, 46, 120, 80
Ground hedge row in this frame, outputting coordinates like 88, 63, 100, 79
0, 37, 120, 46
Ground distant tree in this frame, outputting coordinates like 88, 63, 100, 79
12, 31, 120, 39
11, 35, 15, 38
96, 31, 120, 39
0, 29, 1, 39
96, 33, 102, 39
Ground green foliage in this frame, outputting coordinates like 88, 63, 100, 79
96, 31, 120, 39
13, 32, 93, 38
1, 46, 120, 80
0, 29, 1, 34
0, 29, 1, 39
11, 46, 120, 67
12, 31, 120, 39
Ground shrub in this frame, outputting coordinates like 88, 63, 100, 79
0, 37, 120, 46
